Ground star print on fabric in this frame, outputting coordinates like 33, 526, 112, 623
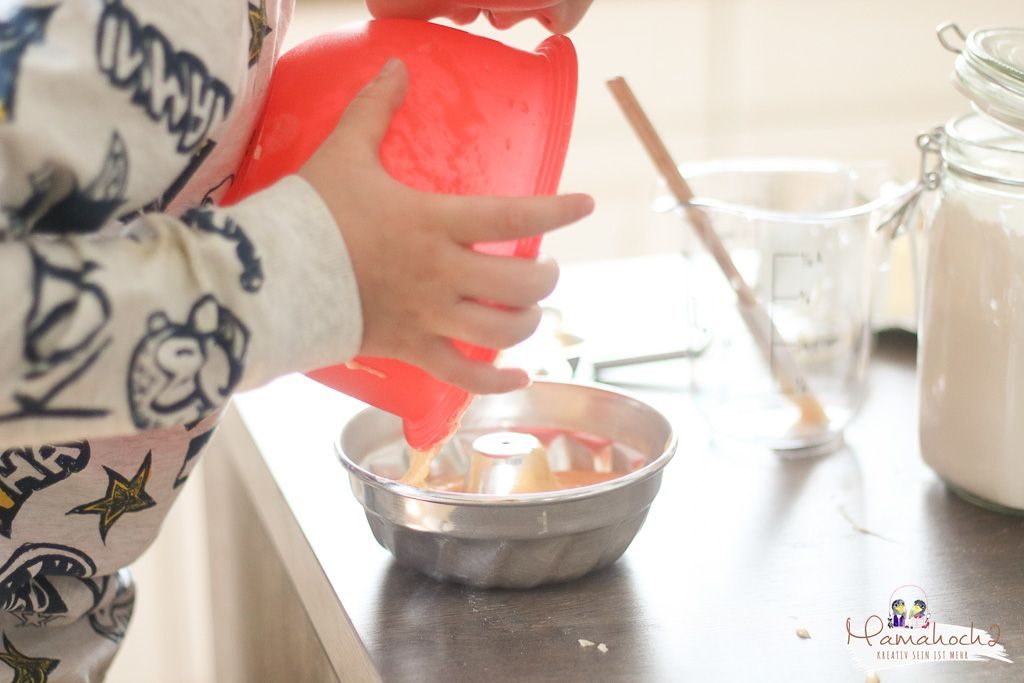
67, 452, 156, 543
247, 0, 272, 68
0, 633, 58, 683
11, 612, 59, 628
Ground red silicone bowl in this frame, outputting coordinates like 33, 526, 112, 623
223, 19, 577, 449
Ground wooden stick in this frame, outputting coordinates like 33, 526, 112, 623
606, 76, 827, 425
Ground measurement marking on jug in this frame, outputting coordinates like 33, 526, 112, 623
768, 251, 822, 386
770, 252, 820, 305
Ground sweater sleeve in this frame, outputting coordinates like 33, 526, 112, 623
0, 174, 363, 446
0, 0, 363, 446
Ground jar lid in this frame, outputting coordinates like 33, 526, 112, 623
940, 24, 1024, 133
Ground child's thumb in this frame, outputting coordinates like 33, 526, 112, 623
338, 58, 408, 158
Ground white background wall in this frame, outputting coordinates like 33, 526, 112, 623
108, 2, 1020, 681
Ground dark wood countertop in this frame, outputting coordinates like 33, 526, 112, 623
224, 261, 1024, 682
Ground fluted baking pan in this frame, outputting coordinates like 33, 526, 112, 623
336, 381, 676, 588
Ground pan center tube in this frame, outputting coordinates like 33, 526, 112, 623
466, 432, 560, 495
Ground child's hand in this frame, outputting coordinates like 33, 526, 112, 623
298, 59, 594, 394
365, 1, 594, 34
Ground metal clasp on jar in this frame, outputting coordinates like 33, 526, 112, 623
874, 128, 943, 240
936, 22, 967, 54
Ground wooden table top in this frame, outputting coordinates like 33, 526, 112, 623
230, 262, 1024, 682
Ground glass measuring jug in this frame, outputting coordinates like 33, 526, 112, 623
668, 159, 914, 454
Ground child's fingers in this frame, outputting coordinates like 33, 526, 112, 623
336, 58, 408, 161
441, 302, 543, 350
441, 192, 594, 243
455, 252, 559, 307
416, 338, 530, 394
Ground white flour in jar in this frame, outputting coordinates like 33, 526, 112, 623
918, 194, 1024, 508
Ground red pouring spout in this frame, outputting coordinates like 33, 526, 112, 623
222, 19, 578, 449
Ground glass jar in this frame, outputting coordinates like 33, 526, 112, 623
919, 25, 1024, 512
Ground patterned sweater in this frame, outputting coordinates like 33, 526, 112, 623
0, 1, 362, 679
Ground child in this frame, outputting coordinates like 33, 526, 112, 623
0, 0, 593, 680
